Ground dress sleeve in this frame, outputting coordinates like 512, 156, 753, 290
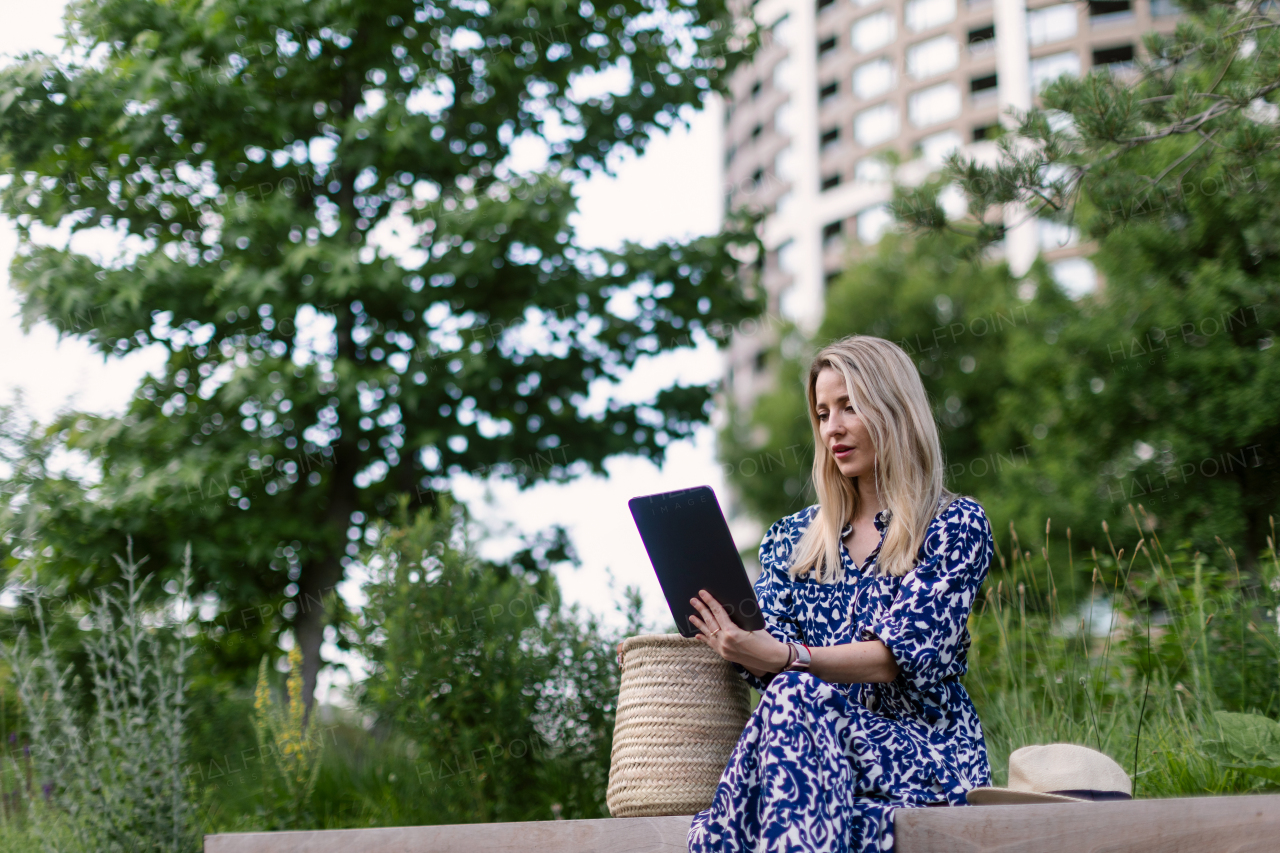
863, 498, 993, 693
731, 513, 803, 692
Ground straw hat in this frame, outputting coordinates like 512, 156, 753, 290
966, 744, 1133, 805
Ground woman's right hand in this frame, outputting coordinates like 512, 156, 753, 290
688, 590, 791, 677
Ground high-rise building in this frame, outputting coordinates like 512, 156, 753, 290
721, 0, 1180, 413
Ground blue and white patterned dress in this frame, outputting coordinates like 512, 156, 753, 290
687, 496, 994, 853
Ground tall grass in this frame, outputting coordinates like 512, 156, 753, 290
967, 508, 1280, 797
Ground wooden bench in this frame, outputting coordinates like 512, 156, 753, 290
204, 794, 1280, 852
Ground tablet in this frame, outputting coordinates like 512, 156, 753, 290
628, 485, 766, 638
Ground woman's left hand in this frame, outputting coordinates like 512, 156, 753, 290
689, 590, 790, 675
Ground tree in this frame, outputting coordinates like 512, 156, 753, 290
718, 231, 1071, 538
895, 0, 1280, 563
0, 0, 761, 702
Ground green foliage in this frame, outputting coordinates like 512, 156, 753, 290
966, 511, 1280, 798
725, 209, 1279, 567
251, 647, 324, 829
1201, 711, 1280, 784
716, 321, 814, 527
887, 2, 1280, 564
720, 231, 1072, 532
895, 1, 1280, 245
1, 544, 197, 853
0, 0, 762, 702
351, 498, 619, 823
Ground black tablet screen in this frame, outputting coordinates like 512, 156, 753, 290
628, 486, 766, 638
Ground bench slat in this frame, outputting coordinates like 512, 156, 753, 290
203, 815, 693, 853
895, 794, 1280, 853
204, 794, 1280, 853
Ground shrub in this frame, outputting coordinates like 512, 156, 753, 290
349, 499, 620, 824
2, 543, 197, 852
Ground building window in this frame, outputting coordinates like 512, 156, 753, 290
908, 83, 961, 127
821, 126, 841, 151
967, 24, 996, 56
918, 129, 963, 166
817, 0, 837, 12
1030, 50, 1081, 90
751, 123, 763, 140
822, 220, 844, 248
1050, 257, 1097, 297
725, 144, 737, 166
778, 238, 797, 274
754, 350, 768, 373
855, 156, 892, 182
1151, 0, 1181, 16
773, 57, 792, 90
856, 204, 894, 243
1088, 0, 1133, 25
820, 81, 840, 104
1027, 4, 1077, 46
776, 144, 797, 179
751, 168, 764, 187
970, 72, 998, 105
907, 35, 959, 80
972, 122, 999, 141
775, 102, 796, 137
905, 0, 956, 33
854, 102, 901, 146
751, 80, 762, 99
853, 57, 896, 100
821, 173, 842, 190
818, 36, 838, 57
1092, 44, 1135, 68
771, 13, 794, 47
1039, 219, 1079, 251
852, 12, 896, 53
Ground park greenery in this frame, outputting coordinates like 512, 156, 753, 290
0, 0, 1277, 848
718, 0, 1280, 817
0, 0, 759, 707
727, 0, 1280, 567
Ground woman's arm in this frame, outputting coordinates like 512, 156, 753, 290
689, 590, 899, 683
809, 640, 899, 683
865, 498, 994, 692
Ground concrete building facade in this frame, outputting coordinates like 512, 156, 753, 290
720, 0, 1180, 414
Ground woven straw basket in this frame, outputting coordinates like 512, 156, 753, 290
606, 633, 752, 818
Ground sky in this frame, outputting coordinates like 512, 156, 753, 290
0, 0, 741, 677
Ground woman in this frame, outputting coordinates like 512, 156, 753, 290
686, 335, 994, 853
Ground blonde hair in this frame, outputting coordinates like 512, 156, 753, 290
790, 335, 954, 581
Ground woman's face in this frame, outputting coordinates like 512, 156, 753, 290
814, 367, 876, 481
